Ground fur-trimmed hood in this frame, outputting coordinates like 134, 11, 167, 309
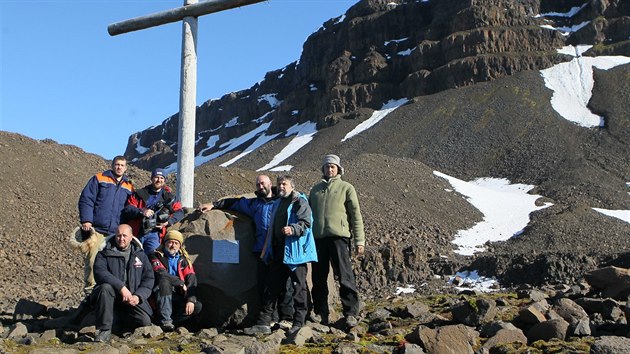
69, 227, 143, 254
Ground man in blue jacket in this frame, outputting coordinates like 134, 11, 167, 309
90, 224, 154, 342
79, 156, 134, 235
199, 175, 293, 324
78, 155, 135, 295
245, 175, 317, 335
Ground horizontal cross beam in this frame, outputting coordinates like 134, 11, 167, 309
108, 0, 267, 36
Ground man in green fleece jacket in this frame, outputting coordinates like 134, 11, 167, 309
309, 154, 365, 329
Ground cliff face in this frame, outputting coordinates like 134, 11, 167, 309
124, 0, 629, 169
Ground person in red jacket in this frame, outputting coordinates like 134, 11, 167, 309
150, 230, 202, 331
123, 169, 184, 255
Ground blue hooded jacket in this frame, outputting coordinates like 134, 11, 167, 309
261, 192, 318, 269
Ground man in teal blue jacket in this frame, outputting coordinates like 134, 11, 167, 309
245, 175, 317, 335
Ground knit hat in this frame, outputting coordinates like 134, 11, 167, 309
322, 154, 344, 175
164, 230, 184, 245
151, 168, 166, 179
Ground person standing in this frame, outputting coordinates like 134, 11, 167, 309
77, 155, 134, 294
199, 175, 293, 323
123, 168, 184, 255
309, 154, 365, 329
245, 175, 317, 335
90, 224, 154, 342
150, 230, 202, 331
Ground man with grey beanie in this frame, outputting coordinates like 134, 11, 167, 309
309, 154, 365, 329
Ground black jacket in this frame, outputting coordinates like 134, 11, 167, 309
93, 237, 154, 315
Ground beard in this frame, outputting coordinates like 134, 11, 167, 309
255, 187, 270, 198
165, 247, 179, 256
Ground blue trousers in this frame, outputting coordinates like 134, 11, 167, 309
138, 231, 160, 255
155, 278, 202, 325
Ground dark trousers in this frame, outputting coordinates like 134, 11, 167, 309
256, 255, 293, 321
311, 237, 359, 317
258, 262, 308, 326
155, 278, 203, 325
90, 283, 151, 331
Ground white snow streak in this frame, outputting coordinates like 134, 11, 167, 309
342, 98, 409, 142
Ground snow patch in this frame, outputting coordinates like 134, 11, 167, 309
384, 37, 408, 46
593, 208, 630, 224
450, 270, 500, 292
535, 3, 587, 18
258, 122, 318, 171
395, 285, 416, 295
541, 46, 630, 127
342, 98, 409, 142
225, 116, 240, 128
253, 110, 274, 123
433, 171, 552, 256
134, 138, 149, 155
194, 135, 221, 167
540, 21, 590, 35
269, 165, 293, 172
397, 47, 416, 56
258, 93, 281, 108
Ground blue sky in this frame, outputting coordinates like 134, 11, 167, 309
1, 0, 357, 159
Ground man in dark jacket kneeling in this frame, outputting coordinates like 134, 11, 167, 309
90, 224, 154, 342
150, 230, 202, 331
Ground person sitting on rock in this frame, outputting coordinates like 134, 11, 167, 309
122, 168, 184, 255
244, 175, 317, 335
149, 230, 202, 331
90, 224, 154, 342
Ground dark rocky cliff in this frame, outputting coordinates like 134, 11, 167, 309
124, 0, 629, 170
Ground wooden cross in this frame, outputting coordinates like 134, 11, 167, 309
108, 0, 266, 208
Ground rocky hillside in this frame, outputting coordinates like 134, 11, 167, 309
125, 0, 629, 170
118, 0, 630, 289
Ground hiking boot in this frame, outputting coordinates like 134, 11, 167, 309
287, 323, 303, 336
94, 329, 111, 342
161, 322, 175, 332
309, 313, 329, 325
345, 315, 359, 328
277, 319, 292, 330
243, 324, 271, 335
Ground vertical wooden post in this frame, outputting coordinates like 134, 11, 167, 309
108, 0, 266, 207
176, 0, 198, 208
